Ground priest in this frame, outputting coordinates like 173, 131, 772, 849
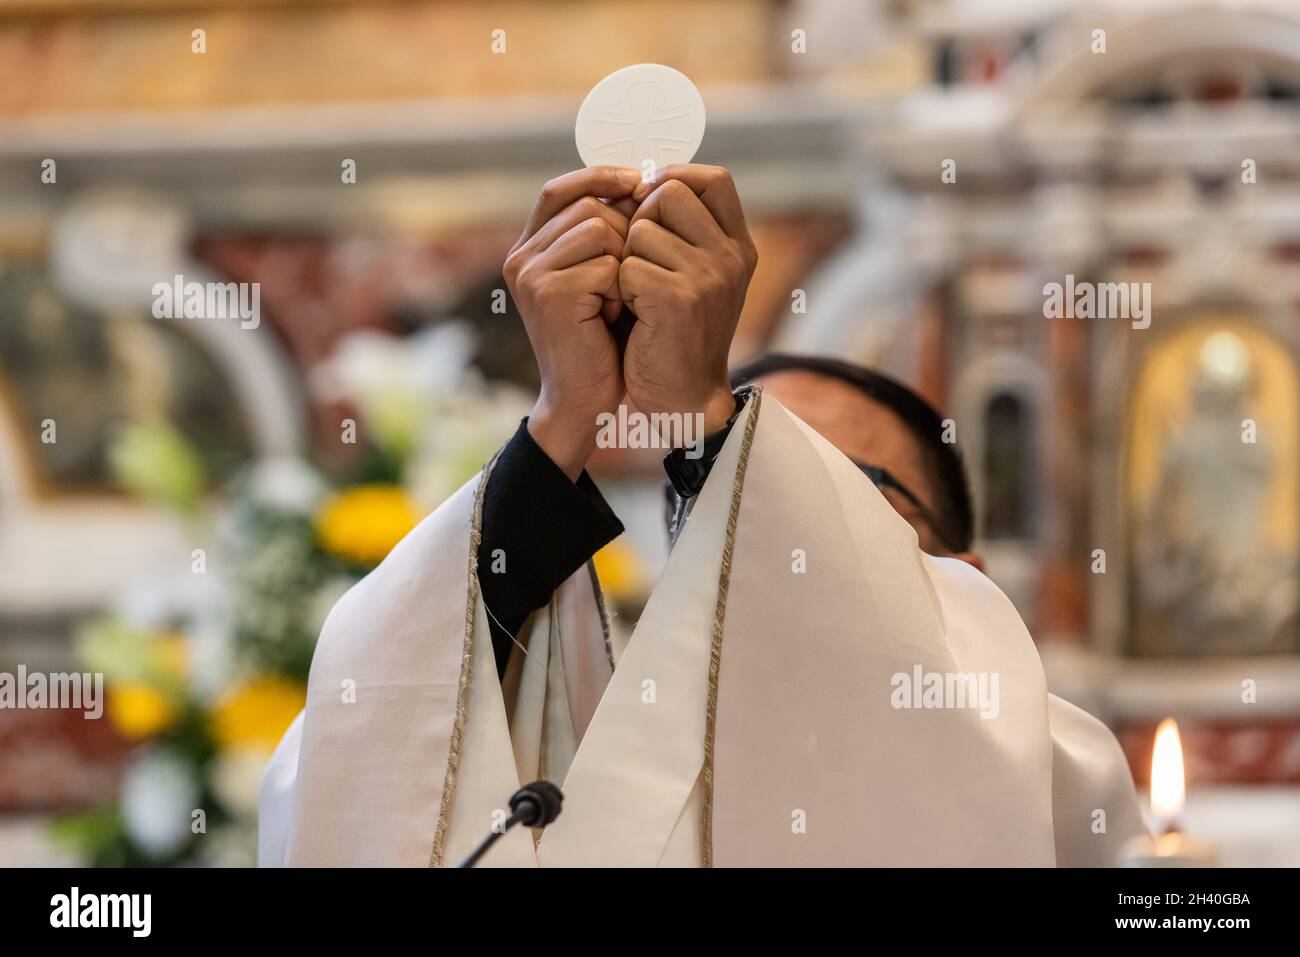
259, 164, 1147, 867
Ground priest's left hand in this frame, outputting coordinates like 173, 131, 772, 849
619, 164, 757, 435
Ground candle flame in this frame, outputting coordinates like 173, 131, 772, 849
1150, 718, 1185, 826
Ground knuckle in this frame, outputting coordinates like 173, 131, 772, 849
702, 164, 731, 184
627, 219, 654, 243
538, 177, 563, 203
662, 179, 691, 200
620, 257, 646, 284
575, 216, 605, 238
517, 260, 545, 293
673, 280, 702, 309
719, 245, 746, 276
737, 240, 758, 273
573, 195, 603, 219
701, 269, 728, 299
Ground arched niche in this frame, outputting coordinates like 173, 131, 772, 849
952, 350, 1050, 620
1091, 304, 1300, 658
1122, 318, 1298, 658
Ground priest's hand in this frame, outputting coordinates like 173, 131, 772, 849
504, 165, 643, 480
620, 164, 758, 435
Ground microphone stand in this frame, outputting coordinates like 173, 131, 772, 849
457, 780, 563, 868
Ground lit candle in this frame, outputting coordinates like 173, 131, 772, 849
1120, 718, 1218, 867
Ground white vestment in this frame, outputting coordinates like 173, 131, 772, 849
259, 389, 1146, 867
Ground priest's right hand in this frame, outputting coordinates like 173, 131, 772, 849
504, 166, 644, 480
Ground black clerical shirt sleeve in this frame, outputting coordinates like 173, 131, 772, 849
477, 392, 748, 680
477, 419, 624, 678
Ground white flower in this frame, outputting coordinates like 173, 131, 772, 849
407, 322, 479, 396
315, 324, 478, 406
115, 572, 225, 632
242, 457, 328, 514
407, 383, 531, 508
121, 749, 201, 859
185, 619, 237, 705
310, 324, 486, 460
210, 746, 270, 818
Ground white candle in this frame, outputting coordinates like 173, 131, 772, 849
1120, 718, 1219, 867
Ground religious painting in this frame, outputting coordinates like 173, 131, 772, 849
1126, 318, 1300, 656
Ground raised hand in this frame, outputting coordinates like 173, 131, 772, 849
503, 166, 642, 478
619, 164, 757, 436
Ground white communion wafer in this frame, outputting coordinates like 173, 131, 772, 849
575, 63, 706, 174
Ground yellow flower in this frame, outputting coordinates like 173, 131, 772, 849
592, 539, 644, 601
108, 684, 179, 739
315, 484, 420, 566
211, 677, 307, 755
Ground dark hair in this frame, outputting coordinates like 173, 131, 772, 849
730, 353, 975, 552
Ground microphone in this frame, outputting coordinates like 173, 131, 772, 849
456, 780, 564, 868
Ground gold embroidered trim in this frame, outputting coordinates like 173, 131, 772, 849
701, 385, 762, 867
428, 455, 497, 867
586, 559, 616, 672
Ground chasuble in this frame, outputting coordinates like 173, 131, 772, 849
259, 388, 1147, 867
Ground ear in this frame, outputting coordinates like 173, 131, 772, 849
952, 551, 985, 573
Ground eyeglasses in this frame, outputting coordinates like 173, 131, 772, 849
855, 462, 959, 554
